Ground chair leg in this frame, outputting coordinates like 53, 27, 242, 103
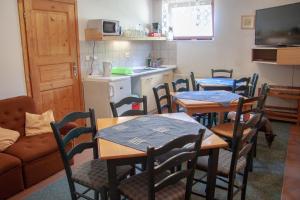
241, 165, 250, 200
253, 135, 258, 158
100, 190, 108, 200
227, 177, 235, 200
94, 191, 99, 200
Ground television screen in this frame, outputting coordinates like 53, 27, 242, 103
255, 3, 300, 46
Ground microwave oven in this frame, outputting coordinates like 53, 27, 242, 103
87, 19, 121, 36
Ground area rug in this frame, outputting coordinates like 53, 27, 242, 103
25, 122, 290, 200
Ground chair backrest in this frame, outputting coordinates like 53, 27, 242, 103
146, 129, 205, 200
110, 96, 147, 117
153, 83, 172, 114
248, 73, 259, 97
229, 95, 266, 179
232, 77, 251, 97
211, 69, 233, 78
50, 109, 97, 196
172, 79, 190, 92
190, 72, 200, 91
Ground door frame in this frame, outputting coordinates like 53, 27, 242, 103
17, 0, 84, 112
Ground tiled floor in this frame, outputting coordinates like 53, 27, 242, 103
281, 125, 300, 200
8, 126, 300, 200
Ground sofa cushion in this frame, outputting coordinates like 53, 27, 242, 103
0, 153, 21, 174
0, 96, 36, 137
25, 110, 55, 137
4, 133, 58, 162
0, 127, 20, 152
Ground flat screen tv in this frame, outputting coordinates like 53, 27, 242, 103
255, 3, 300, 47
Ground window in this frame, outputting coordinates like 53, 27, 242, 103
162, 0, 214, 40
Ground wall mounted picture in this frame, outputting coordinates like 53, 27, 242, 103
241, 15, 255, 29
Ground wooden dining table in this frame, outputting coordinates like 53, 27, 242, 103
170, 91, 250, 124
97, 112, 228, 200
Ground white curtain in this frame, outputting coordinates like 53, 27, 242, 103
162, 0, 212, 35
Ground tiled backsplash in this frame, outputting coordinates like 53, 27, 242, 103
79, 41, 177, 76
152, 41, 177, 66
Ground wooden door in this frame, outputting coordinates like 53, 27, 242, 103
20, 0, 83, 120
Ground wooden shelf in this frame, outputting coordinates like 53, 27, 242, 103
260, 85, 300, 125
85, 29, 166, 41
252, 47, 300, 65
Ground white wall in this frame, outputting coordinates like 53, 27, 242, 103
0, 0, 26, 99
77, 0, 153, 40
153, 0, 300, 88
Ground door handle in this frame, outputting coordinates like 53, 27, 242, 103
73, 64, 78, 79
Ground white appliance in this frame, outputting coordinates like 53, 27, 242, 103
87, 19, 121, 36
83, 76, 131, 119
103, 61, 112, 77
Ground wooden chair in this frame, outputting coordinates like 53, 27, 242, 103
248, 73, 259, 97
172, 78, 190, 92
50, 109, 132, 200
232, 77, 251, 97
211, 69, 233, 78
110, 96, 147, 117
193, 98, 265, 200
153, 83, 172, 114
211, 83, 269, 140
118, 129, 205, 200
190, 72, 200, 91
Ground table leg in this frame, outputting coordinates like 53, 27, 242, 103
107, 160, 120, 200
206, 148, 219, 200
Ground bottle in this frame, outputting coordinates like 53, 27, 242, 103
167, 26, 174, 41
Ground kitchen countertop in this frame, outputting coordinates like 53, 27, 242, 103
83, 65, 176, 82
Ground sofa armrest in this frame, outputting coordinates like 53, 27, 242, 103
59, 122, 77, 136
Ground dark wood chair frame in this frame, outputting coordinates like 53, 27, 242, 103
193, 96, 266, 200
248, 73, 259, 97
172, 78, 190, 92
211, 69, 233, 78
110, 96, 147, 117
120, 129, 205, 200
50, 109, 106, 200
252, 83, 269, 159
153, 83, 172, 114
232, 77, 251, 97
190, 72, 200, 91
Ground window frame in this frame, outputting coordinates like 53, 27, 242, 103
165, 0, 215, 41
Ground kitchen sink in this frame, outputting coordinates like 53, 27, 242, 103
133, 68, 156, 73
133, 66, 167, 74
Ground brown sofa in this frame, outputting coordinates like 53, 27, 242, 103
0, 96, 75, 199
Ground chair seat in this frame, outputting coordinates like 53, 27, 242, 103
211, 123, 252, 138
119, 171, 186, 200
72, 159, 132, 191
196, 149, 246, 177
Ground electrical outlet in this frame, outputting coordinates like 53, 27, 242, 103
93, 56, 98, 60
85, 55, 91, 61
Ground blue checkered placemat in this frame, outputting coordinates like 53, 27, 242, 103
174, 90, 241, 107
96, 115, 211, 152
197, 78, 235, 86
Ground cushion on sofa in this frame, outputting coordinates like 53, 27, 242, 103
4, 133, 59, 162
0, 127, 20, 152
0, 96, 36, 137
25, 110, 55, 136
0, 153, 21, 174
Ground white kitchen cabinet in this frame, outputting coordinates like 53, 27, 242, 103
139, 71, 174, 112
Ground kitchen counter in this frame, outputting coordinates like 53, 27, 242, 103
84, 65, 176, 82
